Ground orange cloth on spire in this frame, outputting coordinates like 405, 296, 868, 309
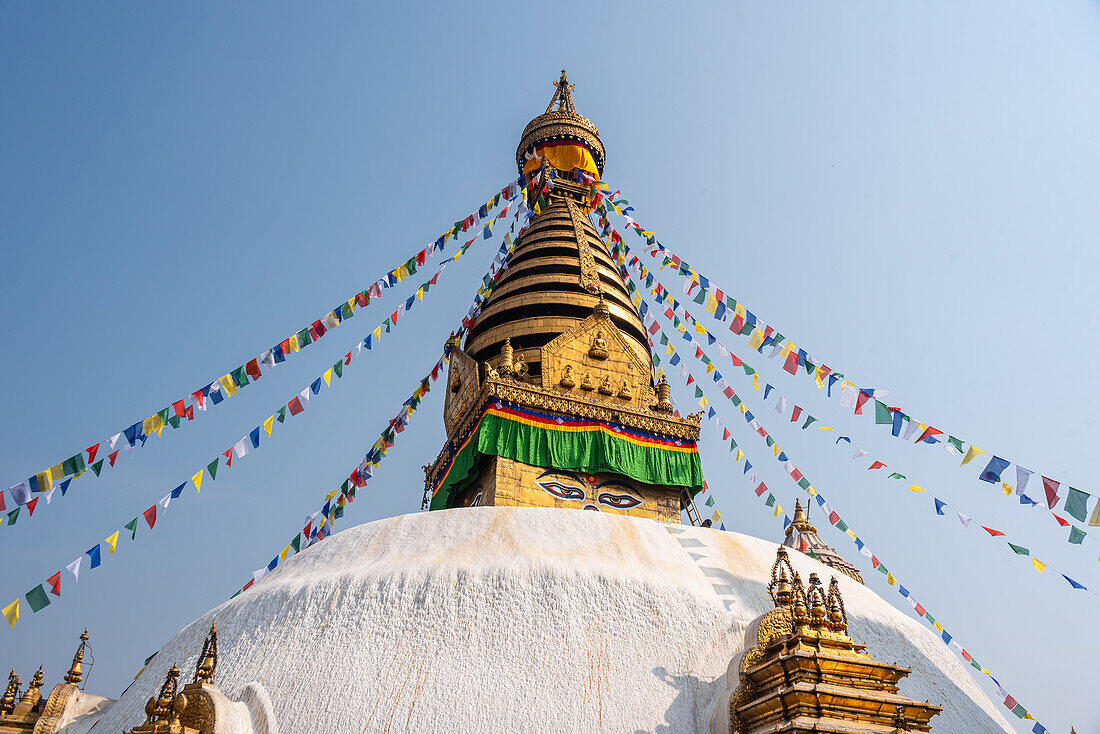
523, 141, 599, 177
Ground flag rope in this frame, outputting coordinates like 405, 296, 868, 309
0, 193, 533, 627
3, 177, 525, 513
606, 240, 1050, 731
2, 183, 526, 531
586, 178, 1100, 551
617, 233, 1095, 593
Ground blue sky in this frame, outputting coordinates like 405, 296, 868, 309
1, 2, 1097, 731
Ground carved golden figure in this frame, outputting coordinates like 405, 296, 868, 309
579, 371, 594, 391
559, 364, 575, 389
597, 375, 613, 395
588, 331, 609, 360
617, 380, 632, 400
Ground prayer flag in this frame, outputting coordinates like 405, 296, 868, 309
125, 517, 138, 540
1031, 558, 1047, 573
982, 526, 1005, 537
1065, 488, 1089, 522
86, 544, 101, 569
66, 558, 81, 582
1068, 526, 1086, 545
46, 572, 61, 597
960, 445, 986, 466
143, 505, 157, 529
26, 585, 50, 613
978, 456, 1010, 483
1007, 543, 1029, 556
1041, 477, 1060, 509
1063, 574, 1086, 590
915, 426, 943, 444
192, 470, 203, 492
105, 531, 119, 555
2, 600, 18, 628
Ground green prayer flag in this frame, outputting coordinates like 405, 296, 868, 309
742, 364, 754, 376
1010, 704, 1026, 719
230, 367, 249, 387
7, 507, 19, 525
62, 454, 85, 476
90, 459, 104, 476
692, 290, 707, 305
291, 534, 301, 552
740, 322, 755, 336
888, 472, 906, 480
947, 436, 964, 452
705, 496, 715, 507
874, 401, 892, 425
1069, 526, 1086, 544
694, 386, 703, 398
804, 360, 815, 375
797, 478, 811, 490
659, 333, 669, 346
125, 517, 139, 540
296, 328, 312, 347
765, 493, 775, 507
230, 590, 241, 599
167, 415, 180, 429
340, 302, 353, 319
1007, 542, 1029, 556
207, 459, 219, 481
333, 360, 343, 378
970, 658, 982, 671
836, 519, 848, 532
385, 321, 391, 333
925, 612, 935, 624
277, 406, 287, 423
878, 564, 889, 575
801, 415, 817, 430
765, 435, 775, 447
1065, 488, 1090, 522
157, 407, 170, 425
26, 584, 50, 613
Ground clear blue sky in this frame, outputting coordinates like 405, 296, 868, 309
2, 2, 1096, 731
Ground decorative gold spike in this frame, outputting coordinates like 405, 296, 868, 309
592, 295, 611, 320
0, 670, 18, 714
64, 628, 89, 685
151, 664, 180, 722
545, 69, 576, 115
791, 571, 808, 623
767, 546, 796, 607
19, 667, 43, 706
498, 338, 514, 377
652, 375, 673, 413
806, 573, 828, 628
827, 577, 849, 633
194, 621, 218, 685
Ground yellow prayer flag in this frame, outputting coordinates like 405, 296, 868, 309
772, 444, 781, 457
324, 490, 338, 501
288, 334, 300, 353
2, 599, 18, 628
192, 470, 203, 493
50, 463, 65, 483
698, 396, 708, 408
1031, 558, 1047, 573
960, 444, 985, 466
693, 322, 705, 335
1002, 482, 1012, 496
416, 287, 424, 303
705, 362, 715, 374
909, 484, 927, 493
263, 416, 274, 436
738, 403, 747, 414
815, 367, 827, 389
142, 415, 157, 437
934, 621, 944, 631
105, 531, 119, 555
279, 545, 290, 562
373, 326, 382, 341
395, 264, 409, 282
323, 369, 332, 386
773, 504, 783, 518
712, 511, 722, 523
746, 329, 766, 351
886, 573, 897, 586
752, 374, 760, 390
734, 302, 745, 318
735, 449, 745, 461
35, 470, 52, 492
665, 344, 675, 356
806, 486, 818, 497
704, 295, 717, 314
817, 425, 834, 432
219, 375, 238, 397
846, 528, 857, 539
779, 347, 791, 359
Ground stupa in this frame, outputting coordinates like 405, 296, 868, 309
11, 72, 1018, 734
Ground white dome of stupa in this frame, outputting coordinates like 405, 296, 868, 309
66, 506, 1014, 734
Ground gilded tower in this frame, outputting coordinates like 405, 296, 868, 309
425, 72, 704, 522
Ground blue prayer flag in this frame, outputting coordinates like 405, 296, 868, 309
249, 427, 261, 449
979, 455, 1010, 483
934, 498, 946, 515
86, 544, 101, 569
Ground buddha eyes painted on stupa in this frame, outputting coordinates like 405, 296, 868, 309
534, 470, 643, 512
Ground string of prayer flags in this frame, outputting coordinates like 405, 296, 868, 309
2, 177, 526, 517
594, 185, 1097, 545
607, 231, 1050, 729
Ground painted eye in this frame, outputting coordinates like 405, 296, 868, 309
597, 492, 642, 509
537, 481, 585, 500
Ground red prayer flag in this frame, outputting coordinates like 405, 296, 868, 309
722, 428, 731, 440
783, 351, 799, 375
26, 497, 38, 516
790, 468, 803, 482
288, 397, 305, 416
355, 292, 368, 308
308, 325, 320, 342
279, 337, 293, 354
0, 491, 5, 512
143, 505, 157, 529
192, 389, 206, 409
871, 555, 880, 569
1053, 514, 1070, 528
86, 443, 100, 464
730, 315, 744, 334
1042, 476, 1060, 509
243, 579, 254, 591
344, 351, 353, 366
981, 526, 1005, 537
172, 399, 186, 417
730, 353, 743, 367
828, 511, 840, 525
854, 391, 871, 415
223, 448, 233, 468
791, 406, 802, 423
868, 461, 886, 470
47, 572, 61, 596
185, 405, 194, 421
961, 650, 972, 662
722, 386, 734, 399
915, 426, 943, 444
754, 483, 767, 497
1003, 695, 1017, 711
246, 359, 262, 380
647, 321, 660, 335
914, 603, 926, 616
108, 450, 119, 467
694, 346, 703, 359
686, 375, 694, 386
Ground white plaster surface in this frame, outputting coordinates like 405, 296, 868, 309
85, 507, 1013, 733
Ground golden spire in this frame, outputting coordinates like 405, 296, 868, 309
145, 664, 181, 724
827, 577, 849, 633
194, 621, 218, 684
546, 70, 576, 114
767, 546, 796, 607
19, 667, 43, 706
0, 670, 18, 714
64, 628, 89, 685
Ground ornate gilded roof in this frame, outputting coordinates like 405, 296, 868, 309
515, 70, 605, 176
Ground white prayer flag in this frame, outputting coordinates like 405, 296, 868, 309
67, 557, 82, 582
